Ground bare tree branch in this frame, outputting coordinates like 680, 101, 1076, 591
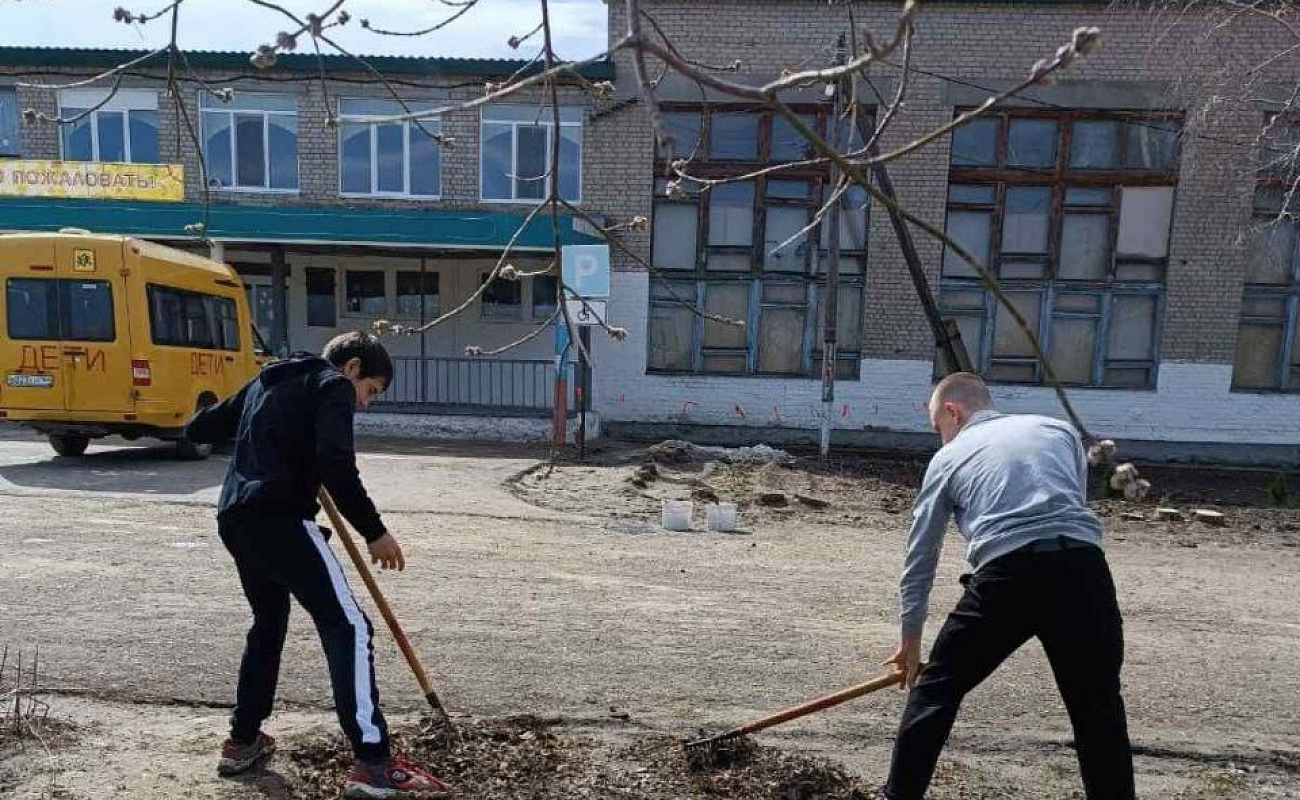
465, 307, 559, 357
16, 46, 167, 91
360, 0, 481, 37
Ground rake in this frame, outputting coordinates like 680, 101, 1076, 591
683, 669, 904, 753
319, 488, 452, 727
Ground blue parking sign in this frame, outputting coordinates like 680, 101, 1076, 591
562, 245, 610, 299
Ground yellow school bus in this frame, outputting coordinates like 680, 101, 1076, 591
0, 230, 268, 459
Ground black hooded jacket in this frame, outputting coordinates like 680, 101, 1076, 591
184, 356, 386, 541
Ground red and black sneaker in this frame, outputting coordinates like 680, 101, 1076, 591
217, 732, 276, 776
343, 756, 454, 799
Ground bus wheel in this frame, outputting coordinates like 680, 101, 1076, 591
174, 395, 216, 461
49, 434, 90, 457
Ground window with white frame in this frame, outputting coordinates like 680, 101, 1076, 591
339, 98, 442, 198
59, 88, 159, 163
481, 104, 581, 202
200, 93, 298, 191
0, 87, 20, 157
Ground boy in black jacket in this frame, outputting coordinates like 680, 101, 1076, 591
186, 331, 452, 799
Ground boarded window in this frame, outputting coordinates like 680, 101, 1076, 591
1233, 323, 1283, 389
709, 183, 754, 247
1059, 215, 1111, 280
1245, 222, 1295, 285
943, 211, 991, 277
816, 285, 864, 351
1048, 316, 1097, 384
707, 182, 755, 271
822, 184, 870, 262
992, 292, 1042, 358
1117, 187, 1174, 258
653, 201, 699, 269
648, 306, 694, 371
1002, 188, 1051, 254
758, 307, 806, 374
1107, 295, 1156, 361
945, 111, 1175, 388
764, 205, 810, 272
703, 282, 750, 349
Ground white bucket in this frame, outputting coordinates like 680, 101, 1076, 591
661, 499, 694, 531
706, 502, 738, 533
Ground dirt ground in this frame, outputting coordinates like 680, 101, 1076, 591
1, 434, 1297, 799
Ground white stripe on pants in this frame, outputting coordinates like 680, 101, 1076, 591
303, 521, 382, 745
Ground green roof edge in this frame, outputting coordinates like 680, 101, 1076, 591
0, 46, 615, 80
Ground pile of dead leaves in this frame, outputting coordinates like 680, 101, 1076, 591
284, 714, 876, 800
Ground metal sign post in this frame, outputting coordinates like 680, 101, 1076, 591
557, 245, 611, 455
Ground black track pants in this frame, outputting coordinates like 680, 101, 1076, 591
885, 544, 1134, 800
219, 513, 390, 761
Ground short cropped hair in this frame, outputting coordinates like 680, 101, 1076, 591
931, 371, 993, 413
322, 331, 394, 387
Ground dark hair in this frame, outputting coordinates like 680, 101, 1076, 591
322, 331, 393, 387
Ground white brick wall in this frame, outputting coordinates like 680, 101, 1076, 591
594, 272, 1300, 445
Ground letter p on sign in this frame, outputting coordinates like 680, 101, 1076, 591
561, 245, 610, 300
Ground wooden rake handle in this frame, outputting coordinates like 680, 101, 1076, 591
317, 489, 451, 722
734, 670, 905, 738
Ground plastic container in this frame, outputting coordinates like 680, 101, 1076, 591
661, 499, 694, 531
706, 502, 738, 533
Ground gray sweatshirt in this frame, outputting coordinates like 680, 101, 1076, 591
899, 409, 1103, 638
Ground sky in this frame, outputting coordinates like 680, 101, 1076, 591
0, 0, 609, 60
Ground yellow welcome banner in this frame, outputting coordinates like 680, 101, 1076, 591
0, 160, 185, 202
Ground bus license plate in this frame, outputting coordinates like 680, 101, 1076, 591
7, 373, 54, 388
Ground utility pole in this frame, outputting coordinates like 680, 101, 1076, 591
866, 146, 973, 377
847, 106, 974, 376
819, 34, 847, 459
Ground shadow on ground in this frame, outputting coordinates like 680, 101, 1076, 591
0, 442, 225, 495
